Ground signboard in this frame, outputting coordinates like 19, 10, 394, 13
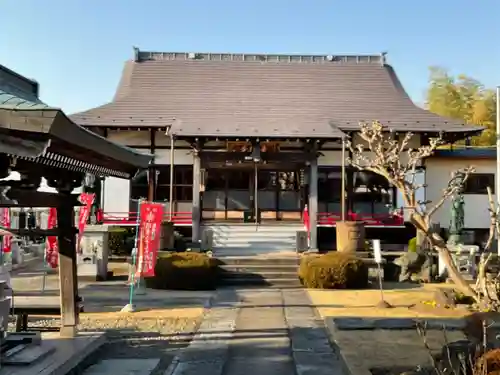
45, 208, 59, 269
135, 203, 164, 278
0, 208, 11, 253
372, 239, 382, 264
77, 193, 95, 253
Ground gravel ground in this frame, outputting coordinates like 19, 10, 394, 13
8, 313, 203, 375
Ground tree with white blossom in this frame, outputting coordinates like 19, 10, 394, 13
347, 121, 498, 305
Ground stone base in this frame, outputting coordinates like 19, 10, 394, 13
77, 263, 111, 281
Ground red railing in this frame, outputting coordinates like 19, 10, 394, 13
317, 207, 405, 227
102, 211, 193, 225
102, 208, 405, 227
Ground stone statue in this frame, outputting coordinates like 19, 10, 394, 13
447, 174, 466, 246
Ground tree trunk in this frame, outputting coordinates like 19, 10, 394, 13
410, 215, 479, 301
432, 239, 478, 301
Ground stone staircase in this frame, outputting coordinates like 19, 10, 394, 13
202, 222, 304, 257
217, 255, 301, 288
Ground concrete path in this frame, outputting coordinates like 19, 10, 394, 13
167, 288, 346, 375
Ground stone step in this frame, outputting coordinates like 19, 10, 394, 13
83, 358, 161, 375
221, 270, 298, 279
213, 243, 296, 249
203, 225, 304, 233
220, 264, 299, 273
213, 249, 298, 257
218, 277, 301, 287
216, 256, 300, 266
213, 235, 297, 241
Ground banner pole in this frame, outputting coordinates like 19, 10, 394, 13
122, 199, 143, 312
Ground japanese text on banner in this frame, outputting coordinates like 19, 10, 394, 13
136, 203, 164, 278
0, 208, 11, 253
45, 208, 59, 269
77, 193, 95, 254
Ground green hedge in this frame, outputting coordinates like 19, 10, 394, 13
108, 227, 135, 256
298, 252, 368, 289
144, 252, 221, 290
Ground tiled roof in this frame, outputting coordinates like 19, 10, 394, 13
70, 49, 483, 138
0, 89, 52, 110
0, 64, 153, 177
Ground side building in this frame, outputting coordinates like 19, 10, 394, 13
425, 147, 496, 247
70, 49, 481, 253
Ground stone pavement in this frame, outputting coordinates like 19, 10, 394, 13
166, 288, 346, 375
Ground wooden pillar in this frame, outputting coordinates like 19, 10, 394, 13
148, 129, 157, 202
56, 189, 78, 338
346, 163, 354, 215
308, 157, 318, 251
147, 167, 156, 202
192, 151, 201, 243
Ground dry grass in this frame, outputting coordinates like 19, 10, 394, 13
78, 308, 204, 334
81, 307, 204, 320
309, 283, 472, 319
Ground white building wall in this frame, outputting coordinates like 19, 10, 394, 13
155, 150, 193, 165
102, 177, 131, 217
425, 158, 495, 230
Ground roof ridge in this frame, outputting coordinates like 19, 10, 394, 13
134, 47, 387, 65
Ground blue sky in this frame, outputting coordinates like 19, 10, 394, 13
1, 0, 499, 114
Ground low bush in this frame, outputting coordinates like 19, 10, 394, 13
298, 252, 368, 289
144, 252, 221, 290
108, 227, 135, 255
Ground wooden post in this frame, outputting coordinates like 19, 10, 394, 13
148, 128, 157, 202
147, 167, 156, 202
347, 152, 354, 215
308, 157, 318, 251
192, 151, 201, 243
56, 188, 78, 338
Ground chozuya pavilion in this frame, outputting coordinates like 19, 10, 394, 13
70, 48, 481, 252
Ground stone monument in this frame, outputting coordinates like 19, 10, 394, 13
78, 225, 111, 281
444, 172, 478, 279
447, 191, 465, 246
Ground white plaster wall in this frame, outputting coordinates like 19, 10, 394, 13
318, 151, 379, 166
351, 133, 421, 150
106, 130, 151, 146
102, 177, 130, 216
155, 150, 194, 165
425, 158, 495, 229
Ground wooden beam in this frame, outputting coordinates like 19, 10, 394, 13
56, 189, 78, 338
0, 189, 82, 208
148, 129, 156, 201
9, 228, 78, 237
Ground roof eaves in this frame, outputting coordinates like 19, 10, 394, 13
0, 89, 54, 110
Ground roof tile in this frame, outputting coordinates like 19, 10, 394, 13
70, 51, 482, 138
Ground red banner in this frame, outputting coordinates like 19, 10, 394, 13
77, 193, 95, 254
45, 208, 59, 269
136, 202, 164, 278
1, 208, 11, 253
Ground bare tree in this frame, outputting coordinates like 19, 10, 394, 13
347, 121, 479, 300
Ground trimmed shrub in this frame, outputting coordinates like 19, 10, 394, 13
144, 252, 221, 290
108, 227, 135, 256
298, 252, 368, 289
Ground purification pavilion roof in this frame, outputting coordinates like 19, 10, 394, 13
0, 64, 153, 178
70, 48, 483, 139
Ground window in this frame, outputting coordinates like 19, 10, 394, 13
463, 173, 494, 195
130, 166, 194, 202
130, 172, 148, 200
318, 167, 342, 202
